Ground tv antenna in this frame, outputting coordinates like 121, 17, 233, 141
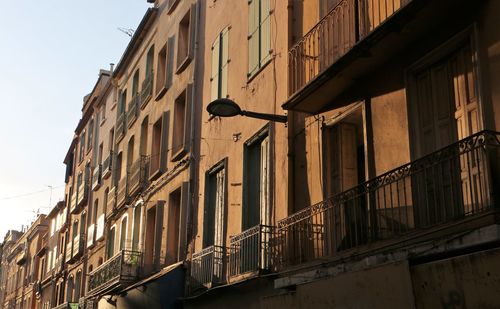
117, 27, 135, 38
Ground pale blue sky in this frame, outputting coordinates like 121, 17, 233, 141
0, 1, 150, 238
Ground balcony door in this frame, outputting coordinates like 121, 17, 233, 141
323, 106, 367, 252
409, 39, 482, 226
203, 161, 226, 249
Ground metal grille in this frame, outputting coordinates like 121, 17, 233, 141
191, 245, 225, 287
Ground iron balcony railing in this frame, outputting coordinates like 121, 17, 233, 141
127, 156, 150, 197
191, 245, 226, 288
102, 151, 113, 179
141, 71, 153, 107
229, 225, 275, 278
88, 250, 143, 296
127, 95, 140, 128
116, 176, 128, 208
276, 130, 500, 269
288, 0, 411, 96
91, 164, 102, 191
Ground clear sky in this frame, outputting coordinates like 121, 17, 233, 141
0, 1, 150, 239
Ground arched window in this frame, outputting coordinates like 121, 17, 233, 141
107, 225, 116, 259
74, 271, 82, 300
66, 276, 74, 302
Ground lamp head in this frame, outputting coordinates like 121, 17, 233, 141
207, 98, 242, 117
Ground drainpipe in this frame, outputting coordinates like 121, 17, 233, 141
287, 0, 296, 215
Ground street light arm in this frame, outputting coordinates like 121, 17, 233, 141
240, 110, 288, 123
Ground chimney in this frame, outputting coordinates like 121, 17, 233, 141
110, 63, 115, 73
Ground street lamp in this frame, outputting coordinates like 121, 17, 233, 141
207, 98, 287, 123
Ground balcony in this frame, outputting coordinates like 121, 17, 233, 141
116, 113, 126, 142
127, 156, 150, 197
88, 250, 143, 296
191, 245, 226, 289
116, 176, 128, 208
141, 71, 153, 108
52, 302, 79, 309
77, 179, 88, 207
106, 187, 117, 219
285, 0, 481, 113
102, 151, 113, 179
229, 225, 275, 280
72, 233, 85, 260
127, 95, 140, 128
275, 131, 500, 269
91, 164, 102, 191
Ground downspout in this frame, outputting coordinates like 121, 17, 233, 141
186, 0, 201, 283
287, 0, 296, 215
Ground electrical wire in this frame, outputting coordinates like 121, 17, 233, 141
0, 185, 65, 201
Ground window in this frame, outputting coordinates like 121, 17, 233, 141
109, 128, 115, 152
98, 143, 104, 165
107, 226, 116, 258
87, 119, 94, 152
156, 36, 175, 98
142, 46, 155, 106
166, 183, 188, 264
171, 85, 192, 161
150, 112, 170, 179
211, 27, 229, 101
100, 103, 106, 125
146, 46, 154, 77
140, 117, 149, 157
120, 215, 128, 251
132, 204, 142, 251
118, 90, 127, 115
243, 127, 270, 229
176, 6, 196, 73
203, 160, 226, 248
132, 69, 140, 96
248, 0, 271, 78
78, 133, 86, 162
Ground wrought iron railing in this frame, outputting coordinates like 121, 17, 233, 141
191, 245, 226, 287
91, 165, 102, 191
229, 225, 275, 278
276, 130, 500, 269
102, 151, 113, 179
116, 176, 128, 208
88, 250, 142, 295
127, 95, 140, 128
288, 0, 411, 96
141, 71, 153, 106
127, 156, 150, 196
52, 302, 79, 309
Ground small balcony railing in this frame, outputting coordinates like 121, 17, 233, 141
141, 71, 153, 107
191, 245, 226, 288
127, 156, 150, 197
116, 176, 128, 208
288, 0, 411, 96
72, 233, 85, 260
77, 180, 88, 207
276, 130, 500, 269
116, 113, 126, 142
91, 165, 102, 191
229, 225, 275, 278
88, 250, 142, 296
102, 151, 113, 179
127, 95, 140, 128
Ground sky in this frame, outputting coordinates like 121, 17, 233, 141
0, 1, 150, 239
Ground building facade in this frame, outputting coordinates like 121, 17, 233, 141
1, 0, 500, 308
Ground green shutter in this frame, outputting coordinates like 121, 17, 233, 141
248, 0, 259, 76
210, 35, 220, 101
221, 28, 229, 98
260, 0, 271, 64
166, 36, 175, 89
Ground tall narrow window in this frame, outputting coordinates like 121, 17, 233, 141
248, 0, 271, 78
156, 36, 175, 98
243, 127, 270, 229
211, 27, 230, 101
146, 46, 154, 76
132, 205, 142, 251
120, 216, 128, 250
140, 117, 149, 157
171, 85, 192, 161
79, 133, 86, 162
177, 6, 195, 73
150, 112, 170, 179
87, 120, 94, 152
107, 226, 116, 258
203, 161, 226, 248
132, 70, 140, 96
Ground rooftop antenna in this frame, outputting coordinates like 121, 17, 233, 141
117, 27, 135, 38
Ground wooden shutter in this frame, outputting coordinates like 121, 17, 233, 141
248, 0, 259, 76
260, 136, 270, 225
188, 4, 196, 60
210, 35, 220, 102
183, 83, 193, 153
221, 28, 229, 98
178, 182, 189, 261
214, 168, 226, 247
260, 0, 271, 64
159, 111, 170, 173
154, 200, 165, 269
166, 36, 175, 89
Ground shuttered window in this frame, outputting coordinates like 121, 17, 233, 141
210, 27, 230, 102
248, 0, 271, 78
